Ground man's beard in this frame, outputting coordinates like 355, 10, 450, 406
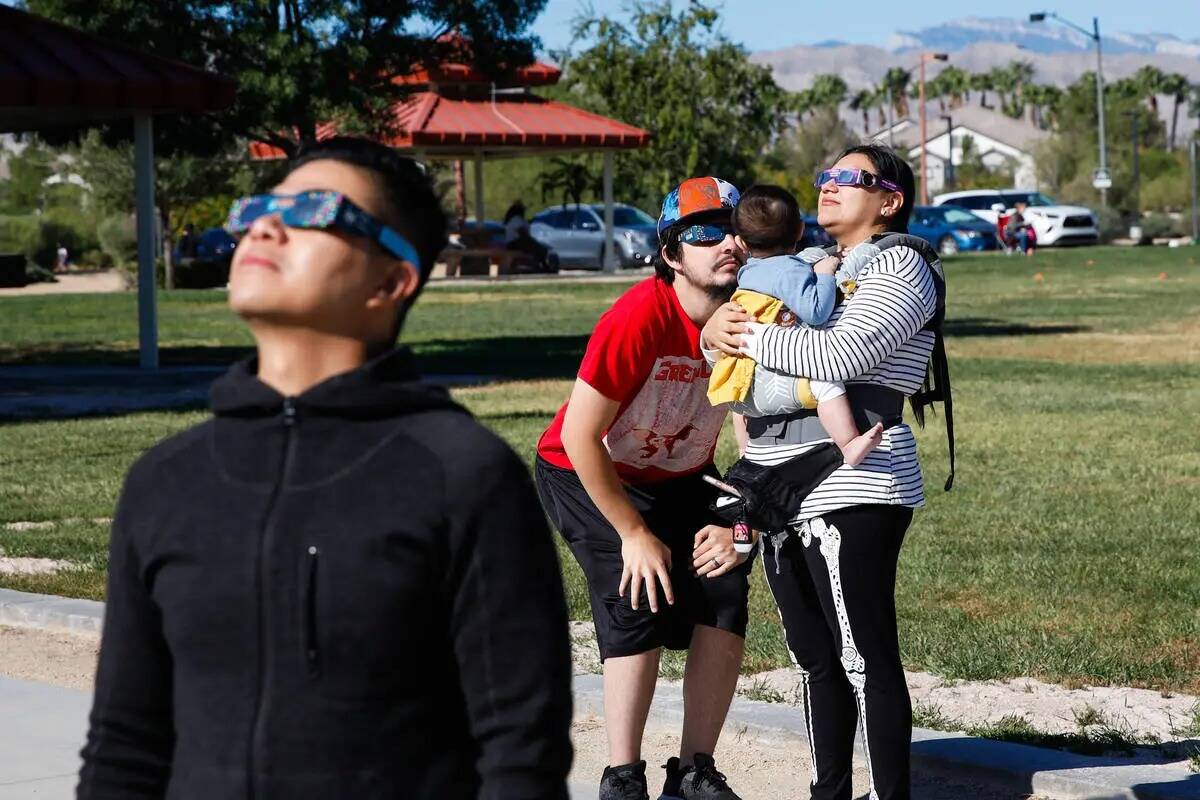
678, 261, 738, 302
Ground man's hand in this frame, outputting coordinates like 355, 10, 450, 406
701, 302, 751, 356
693, 525, 744, 578
813, 254, 840, 276
619, 530, 674, 612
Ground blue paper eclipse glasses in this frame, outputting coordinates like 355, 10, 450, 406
813, 168, 901, 194
678, 223, 735, 246
225, 190, 421, 271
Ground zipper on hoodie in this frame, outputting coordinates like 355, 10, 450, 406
303, 545, 321, 677
247, 397, 299, 800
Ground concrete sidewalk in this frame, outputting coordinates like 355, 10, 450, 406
0, 676, 594, 799
3, 588, 1198, 799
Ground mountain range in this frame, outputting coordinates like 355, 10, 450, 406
752, 16, 1200, 93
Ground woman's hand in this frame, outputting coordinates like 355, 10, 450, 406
701, 302, 751, 356
692, 525, 745, 578
619, 530, 674, 612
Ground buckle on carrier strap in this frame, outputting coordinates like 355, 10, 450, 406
745, 384, 905, 446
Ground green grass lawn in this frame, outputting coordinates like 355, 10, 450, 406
2, 246, 1198, 692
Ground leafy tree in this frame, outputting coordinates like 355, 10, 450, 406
558, 1, 793, 211
953, 135, 1014, 190
29, 0, 548, 157
755, 108, 857, 213
1, 138, 54, 214
536, 157, 600, 209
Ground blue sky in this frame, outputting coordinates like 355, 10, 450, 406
531, 1, 1200, 54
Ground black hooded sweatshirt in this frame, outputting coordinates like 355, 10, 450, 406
77, 349, 573, 800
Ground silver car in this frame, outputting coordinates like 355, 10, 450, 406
529, 204, 659, 269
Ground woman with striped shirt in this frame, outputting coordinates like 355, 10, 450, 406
701, 144, 938, 800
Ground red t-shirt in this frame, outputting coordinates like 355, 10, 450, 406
537, 277, 729, 484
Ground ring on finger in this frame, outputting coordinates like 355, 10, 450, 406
712, 557, 721, 567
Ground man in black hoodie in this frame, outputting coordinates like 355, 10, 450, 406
77, 138, 573, 800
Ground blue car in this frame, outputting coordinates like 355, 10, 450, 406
800, 214, 834, 249
909, 205, 998, 256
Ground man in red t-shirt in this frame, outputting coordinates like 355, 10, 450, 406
536, 177, 751, 800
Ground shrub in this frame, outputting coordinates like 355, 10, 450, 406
30, 211, 99, 268
0, 214, 39, 255
1095, 207, 1126, 243
97, 214, 138, 267
1140, 212, 1181, 240
78, 249, 114, 269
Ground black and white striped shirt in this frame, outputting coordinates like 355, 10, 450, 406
716, 244, 939, 520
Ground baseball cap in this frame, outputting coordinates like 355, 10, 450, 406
657, 177, 740, 238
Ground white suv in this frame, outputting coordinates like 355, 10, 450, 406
933, 190, 1099, 247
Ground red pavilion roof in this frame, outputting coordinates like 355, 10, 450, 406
249, 91, 650, 159
0, 4, 235, 132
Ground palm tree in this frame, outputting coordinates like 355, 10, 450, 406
1132, 66, 1167, 117
537, 157, 596, 210
1007, 60, 1036, 121
938, 66, 971, 109
971, 70, 994, 108
1023, 83, 1063, 129
881, 67, 911, 118
1160, 72, 1191, 150
808, 73, 848, 113
989, 65, 1019, 117
850, 88, 876, 134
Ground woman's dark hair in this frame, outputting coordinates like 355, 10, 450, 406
503, 201, 526, 223
289, 137, 448, 289
733, 184, 802, 254
834, 143, 915, 233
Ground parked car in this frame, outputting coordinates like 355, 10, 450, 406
175, 227, 237, 266
932, 189, 1099, 247
800, 214, 834, 249
909, 205, 999, 256
529, 204, 658, 269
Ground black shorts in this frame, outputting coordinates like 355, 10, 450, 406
535, 456, 754, 661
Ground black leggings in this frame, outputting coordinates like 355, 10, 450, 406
762, 505, 914, 800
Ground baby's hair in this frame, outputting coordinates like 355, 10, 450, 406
732, 184, 803, 255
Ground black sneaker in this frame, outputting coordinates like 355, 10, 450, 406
677, 753, 741, 800
658, 756, 684, 800
600, 760, 650, 800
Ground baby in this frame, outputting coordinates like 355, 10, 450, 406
707, 184, 883, 466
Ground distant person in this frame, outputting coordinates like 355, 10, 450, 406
77, 137, 573, 800
536, 177, 752, 800
178, 223, 200, 260
503, 200, 557, 272
1002, 200, 1035, 256
55, 242, 68, 272
708, 183, 884, 467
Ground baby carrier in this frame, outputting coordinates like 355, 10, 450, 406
711, 233, 955, 536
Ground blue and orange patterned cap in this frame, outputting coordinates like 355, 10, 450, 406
657, 177, 740, 240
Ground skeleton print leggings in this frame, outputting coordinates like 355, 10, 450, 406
762, 505, 914, 800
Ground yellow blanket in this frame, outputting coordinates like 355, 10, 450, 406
706, 289, 817, 407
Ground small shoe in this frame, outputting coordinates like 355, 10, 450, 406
600, 760, 650, 800
677, 753, 742, 800
657, 756, 684, 800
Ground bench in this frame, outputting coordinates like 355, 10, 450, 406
440, 247, 533, 277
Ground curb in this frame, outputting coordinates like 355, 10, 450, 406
573, 675, 1200, 800
3, 589, 1194, 799
0, 588, 103, 635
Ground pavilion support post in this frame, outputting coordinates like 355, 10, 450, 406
602, 152, 616, 273
134, 112, 159, 370
473, 151, 485, 233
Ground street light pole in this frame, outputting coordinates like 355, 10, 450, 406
1190, 138, 1198, 242
1031, 12, 1109, 207
941, 114, 954, 191
918, 52, 949, 205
